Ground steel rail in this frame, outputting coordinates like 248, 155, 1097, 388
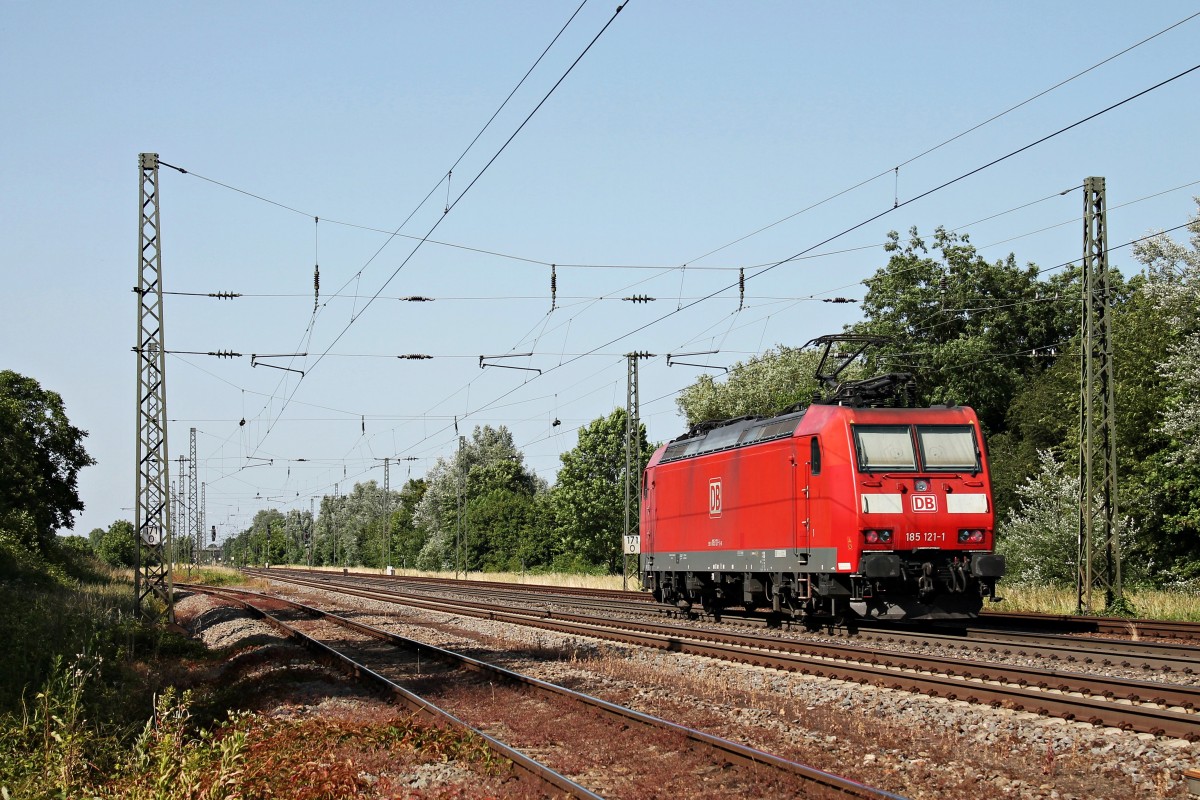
177, 583, 602, 800
245, 570, 1200, 740
187, 582, 904, 800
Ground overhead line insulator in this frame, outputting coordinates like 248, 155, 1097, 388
397, 354, 433, 360
823, 297, 858, 304
622, 294, 656, 303
208, 291, 241, 299
401, 296, 434, 302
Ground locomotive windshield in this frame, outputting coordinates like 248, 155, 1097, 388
854, 426, 917, 470
916, 425, 980, 471
854, 424, 980, 473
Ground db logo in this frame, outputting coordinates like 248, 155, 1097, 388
911, 494, 938, 513
709, 478, 722, 517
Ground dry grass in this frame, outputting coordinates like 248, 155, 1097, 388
267, 564, 634, 591
993, 584, 1200, 620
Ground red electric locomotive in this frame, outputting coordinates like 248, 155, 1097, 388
638, 337, 1005, 622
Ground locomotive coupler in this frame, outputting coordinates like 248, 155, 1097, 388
948, 561, 968, 593
918, 562, 935, 596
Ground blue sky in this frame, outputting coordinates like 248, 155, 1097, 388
3, 2, 1198, 541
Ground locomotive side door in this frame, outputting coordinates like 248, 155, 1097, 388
798, 436, 819, 553
639, 471, 655, 557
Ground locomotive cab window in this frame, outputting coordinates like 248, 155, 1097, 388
917, 425, 980, 472
810, 437, 822, 475
854, 425, 917, 472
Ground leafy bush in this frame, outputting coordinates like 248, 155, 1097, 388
998, 449, 1145, 590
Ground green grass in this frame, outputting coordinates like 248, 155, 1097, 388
0, 543, 210, 798
171, 564, 255, 588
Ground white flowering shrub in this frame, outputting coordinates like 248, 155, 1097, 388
997, 450, 1141, 588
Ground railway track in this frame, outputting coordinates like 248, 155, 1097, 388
245, 569, 1200, 741
264, 569, 1200, 676
182, 582, 905, 799
287, 567, 1200, 645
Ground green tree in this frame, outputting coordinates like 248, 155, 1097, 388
389, 478, 428, 570
675, 346, 825, 425
552, 409, 652, 573
1130, 199, 1200, 573
56, 534, 91, 559
0, 371, 95, 554
517, 491, 559, 571
413, 426, 540, 572
465, 485, 533, 572
87, 526, 105, 552
94, 520, 137, 568
851, 228, 1078, 434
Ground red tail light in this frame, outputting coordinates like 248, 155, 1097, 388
863, 529, 893, 544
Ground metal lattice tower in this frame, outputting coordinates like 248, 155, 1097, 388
456, 435, 466, 579
623, 352, 652, 590
1077, 176, 1122, 614
383, 457, 391, 570
189, 428, 199, 568
200, 481, 207, 564
170, 480, 178, 567
134, 152, 173, 621
308, 498, 315, 568
177, 455, 188, 566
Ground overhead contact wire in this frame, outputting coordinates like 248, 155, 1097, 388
390, 61, 1200, 464
248, 2, 629, 457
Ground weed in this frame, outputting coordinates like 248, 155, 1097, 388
112, 688, 249, 800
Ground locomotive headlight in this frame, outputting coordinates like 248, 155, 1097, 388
914, 479, 929, 492
958, 529, 985, 543
879, 530, 893, 543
